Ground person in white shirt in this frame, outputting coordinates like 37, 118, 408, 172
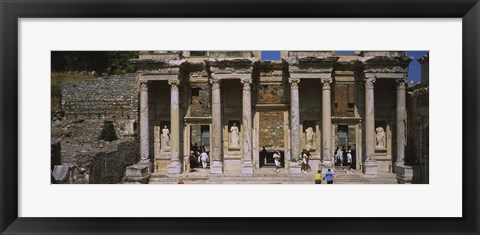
335, 147, 343, 167
273, 151, 281, 173
200, 150, 209, 169
346, 150, 353, 174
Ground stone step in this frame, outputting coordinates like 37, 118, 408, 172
147, 172, 398, 184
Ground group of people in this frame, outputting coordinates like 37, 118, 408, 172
272, 149, 312, 174
188, 143, 210, 170
334, 146, 354, 174
315, 169, 335, 184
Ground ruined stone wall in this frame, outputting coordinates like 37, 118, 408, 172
258, 83, 284, 104
56, 74, 140, 184
190, 84, 211, 117
89, 140, 138, 184
259, 112, 284, 149
62, 74, 139, 121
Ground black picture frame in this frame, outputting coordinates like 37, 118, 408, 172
1, 0, 478, 234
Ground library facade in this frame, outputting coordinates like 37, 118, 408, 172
130, 51, 429, 183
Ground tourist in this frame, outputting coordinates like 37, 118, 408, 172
315, 170, 322, 184
324, 168, 334, 184
335, 147, 343, 167
177, 178, 184, 184
200, 150, 209, 169
189, 151, 198, 169
346, 150, 353, 174
301, 150, 311, 173
273, 151, 281, 173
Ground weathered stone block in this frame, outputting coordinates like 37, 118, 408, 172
289, 162, 302, 174
210, 161, 223, 174
395, 164, 420, 184
363, 161, 378, 175
52, 165, 70, 183
224, 159, 242, 172
126, 164, 149, 177
241, 162, 254, 174
168, 161, 182, 175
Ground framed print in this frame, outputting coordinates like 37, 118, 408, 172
1, 0, 479, 234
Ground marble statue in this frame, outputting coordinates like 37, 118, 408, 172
375, 127, 386, 148
161, 125, 170, 148
230, 122, 240, 148
305, 126, 314, 149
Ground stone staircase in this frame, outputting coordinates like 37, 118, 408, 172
148, 166, 398, 184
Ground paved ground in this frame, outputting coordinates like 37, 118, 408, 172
148, 166, 398, 184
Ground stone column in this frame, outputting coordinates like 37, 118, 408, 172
395, 79, 407, 166
321, 78, 333, 166
394, 78, 416, 183
363, 77, 378, 175
241, 78, 254, 173
168, 80, 182, 174
289, 78, 301, 173
210, 78, 223, 174
139, 82, 150, 162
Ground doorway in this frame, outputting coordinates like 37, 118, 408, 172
189, 124, 210, 170
259, 149, 284, 168
335, 124, 358, 169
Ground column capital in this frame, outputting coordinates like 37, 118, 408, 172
210, 78, 221, 90
365, 77, 376, 89
321, 78, 332, 89
241, 78, 252, 90
288, 78, 300, 89
240, 77, 252, 84
140, 82, 148, 91
168, 79, 180, 87
396, 78, 407, 90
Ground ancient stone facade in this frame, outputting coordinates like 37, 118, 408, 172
129, 51, 425, 182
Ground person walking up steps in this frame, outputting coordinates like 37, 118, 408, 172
324, 168, 335, 184
315, 170, 322, 184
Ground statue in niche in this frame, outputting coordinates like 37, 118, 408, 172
375, 127, 386, 149
230, 122, 240, 148
161, 125, 170, 149
305, 126, 315, 149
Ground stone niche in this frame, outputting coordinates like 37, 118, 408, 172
375, 121, 391, 172
227, 120, 241, 150
302, 121, 317, 151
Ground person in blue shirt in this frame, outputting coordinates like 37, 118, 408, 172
324, 168, 334, 184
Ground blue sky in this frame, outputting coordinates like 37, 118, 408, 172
261, 51, 428, 83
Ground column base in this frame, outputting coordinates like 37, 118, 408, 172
210, 161, 223, 174
289, 162, 302, 174
241, 162, 254, 174
363, 161, 378, 175
137, 159, 153, 173
168, 161, 182, 175
395, 164, 420, 184
124, 164, 151, 184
